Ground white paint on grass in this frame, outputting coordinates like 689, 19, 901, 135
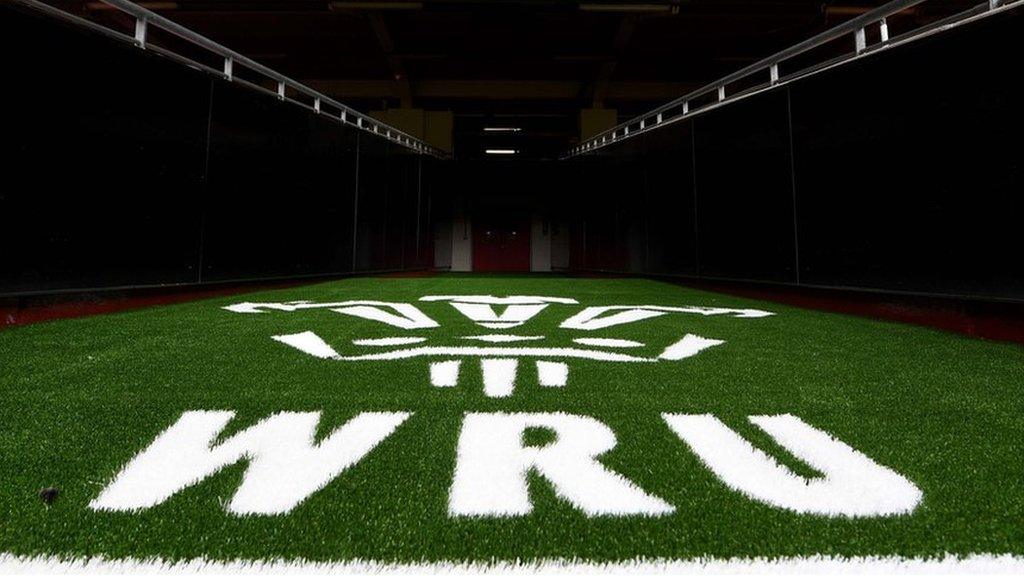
455, 304, 548, 329
270, 331, 726, 397
573, 338, 643, 348
235, 294, 766, 398
353, 337, 427, 346
561, 305, 773, 331
420, 296, 577, 329
223, 301, 438, 330
332, 304, 438, 330
272, 332, 657, 363
272, 331, 339, 359
4, 553, 1024, 575
222, 300, 314, 314
317, 345, 653, 362
429, 360, 461, 388
658, 335, 724, 360
563, 308, 666, 331
662, 413, 922, 518
536, 361, 568, 387
90, 411, 410, 516
420, 296, 578, 305
481, 358, 518, 398
273, 331, 722, 366
462, 334, 545, 343
226, 297, 771, 338
449, 412, 674, 517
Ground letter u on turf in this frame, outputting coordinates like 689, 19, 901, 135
89, 411, 410, 516
448, 412, 674, 517
662, 414, 922, 518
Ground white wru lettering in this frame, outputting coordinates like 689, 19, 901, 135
91, 411, 921, 518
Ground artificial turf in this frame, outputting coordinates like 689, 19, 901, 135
1, 275, 1022, 562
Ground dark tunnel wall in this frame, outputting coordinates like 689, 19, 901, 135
3, 3, 1021, 302
568, 7, 1024, 301
0, 4, 434, 296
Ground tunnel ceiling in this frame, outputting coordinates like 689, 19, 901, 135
59, 0, 977, 157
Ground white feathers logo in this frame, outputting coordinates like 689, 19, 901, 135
223, 295, 774, 398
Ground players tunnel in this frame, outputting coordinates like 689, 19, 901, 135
4, 3, 1024, 570
1, 0, 1022, 313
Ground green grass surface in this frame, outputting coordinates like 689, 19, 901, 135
1, 275, 1022, 561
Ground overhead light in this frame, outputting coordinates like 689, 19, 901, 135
328, 1, 424, 10
579, 3, 676, 13
483, 127, 522, 132
485, 149, 518, 155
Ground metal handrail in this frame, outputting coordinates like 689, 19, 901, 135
566, 0, 1018, 158
11, 0, 448, 159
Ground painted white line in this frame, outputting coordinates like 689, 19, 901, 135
265, 336, 659, 363
463, 335, 545, 343
561, 305, 773, 331
273, 332, 728, 365
2, 554, 1023, 575
332, 304, 438, 330
420, 296, 578, 304
573, 338, 643, 348
353, 337, 427, 346
327, 346, 653, 363
481, 358, 517, 398
223, 301, 439, 329
451, 303, 549, 330
658, 335, 724, 360
419, 297, 576, 330
478, 322, 526, 330
536, 361, 568, 387
272, 332, 338, 359
430, 360, 461, 388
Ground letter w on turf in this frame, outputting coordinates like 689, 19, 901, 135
90, 411, 410, 516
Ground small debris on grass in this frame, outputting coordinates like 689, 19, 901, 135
39, 486, 59, 505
